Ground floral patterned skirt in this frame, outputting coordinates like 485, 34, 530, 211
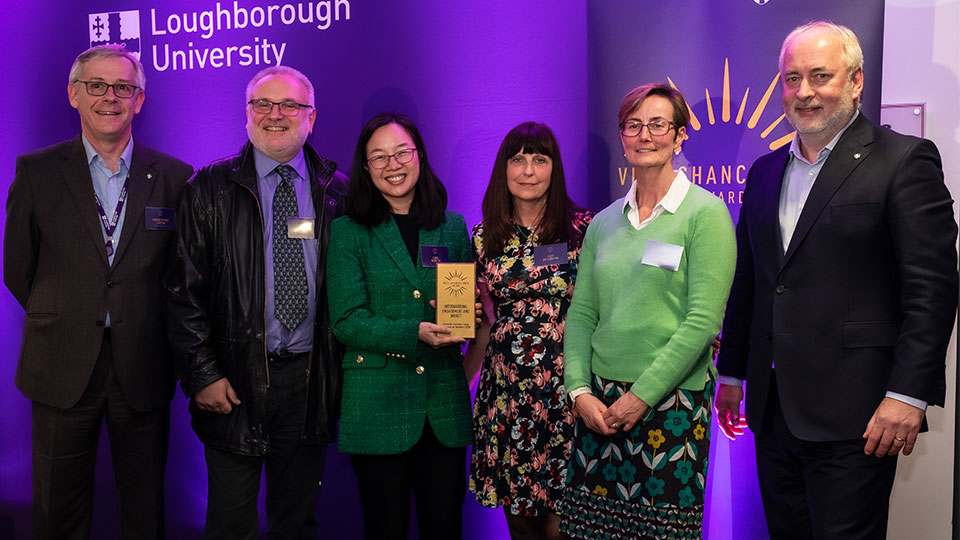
558, 374, 714, 540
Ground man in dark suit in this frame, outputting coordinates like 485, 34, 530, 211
3, 44, 192, 539
164, 66, 347, 539
716, 21, 958, 540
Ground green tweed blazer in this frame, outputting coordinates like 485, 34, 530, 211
326, 211, 473, 455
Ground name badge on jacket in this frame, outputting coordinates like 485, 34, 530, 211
145, 207, 176, 230
421, 245, 449, 267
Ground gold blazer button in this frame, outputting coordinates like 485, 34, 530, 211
412, 290, 421, 299
415, 365, 425, 375
357, 355, 364, 363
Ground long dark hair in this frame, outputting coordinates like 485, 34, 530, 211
481, 122, 583, 254
346, 113, 447, 230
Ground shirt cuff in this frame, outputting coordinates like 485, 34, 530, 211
717, 375, 743, 387
567, 386, 592, 404
885, 391, 927, 411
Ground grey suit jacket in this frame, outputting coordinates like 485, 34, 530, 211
4, 135, 192, 410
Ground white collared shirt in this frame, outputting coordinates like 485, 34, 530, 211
621, 169, 692, 230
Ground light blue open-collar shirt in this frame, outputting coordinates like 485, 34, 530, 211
82, 134, 134, 328
82, 134, 133, 266
252, 147, 318, 355
778, 111, 859, 252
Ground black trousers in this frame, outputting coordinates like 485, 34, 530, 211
203, 353, 326, 540
31, 330, 170, 540
755, 373, 898, 540
350, 421, 466, 540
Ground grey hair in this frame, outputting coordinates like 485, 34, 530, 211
69, 44, 146, 91
779, 21, 864, 76
245, 65, 315, 107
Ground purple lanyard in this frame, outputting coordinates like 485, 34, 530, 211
93, 176, 130, 257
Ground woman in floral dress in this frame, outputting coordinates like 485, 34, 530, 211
467, 122, 593, 540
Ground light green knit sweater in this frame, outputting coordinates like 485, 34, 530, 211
563, 183, 736, 406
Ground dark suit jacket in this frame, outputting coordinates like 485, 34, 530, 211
326, 211, 473, 455
4, 135, 192, 411
717, 114, 958, 441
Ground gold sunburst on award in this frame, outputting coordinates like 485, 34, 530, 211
436, 263, 475, 338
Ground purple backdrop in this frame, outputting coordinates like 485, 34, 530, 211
0, 1, 882, 538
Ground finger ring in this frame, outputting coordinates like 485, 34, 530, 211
611, 423, 620, 429
894, 436, 905, 442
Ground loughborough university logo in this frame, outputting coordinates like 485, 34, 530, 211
89, 10, 141, 58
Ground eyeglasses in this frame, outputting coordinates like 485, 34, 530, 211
76, 80, 139, 99
366, 148, 418, 169
247, 98, 313, 116
619, 120, 676, 137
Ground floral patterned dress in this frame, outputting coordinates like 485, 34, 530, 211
469, 210, 594, 516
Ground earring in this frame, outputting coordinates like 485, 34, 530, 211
674, 147, 682, 155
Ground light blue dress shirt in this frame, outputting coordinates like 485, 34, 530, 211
252, 147, 318, 354
778, 112, 859, 252
82, 135, 133, 327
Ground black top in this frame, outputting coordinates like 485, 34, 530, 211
392, 213, 419, 264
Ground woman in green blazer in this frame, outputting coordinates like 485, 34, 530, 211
326, 113, 473, 540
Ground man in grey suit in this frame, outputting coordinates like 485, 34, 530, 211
4, 44, 192, 539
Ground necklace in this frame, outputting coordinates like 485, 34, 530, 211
514, 222, 538, 245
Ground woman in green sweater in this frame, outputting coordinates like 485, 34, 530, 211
558, 84, 736, 539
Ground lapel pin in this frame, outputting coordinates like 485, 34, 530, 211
853, 153, 861, 160
146, 173, 152, 179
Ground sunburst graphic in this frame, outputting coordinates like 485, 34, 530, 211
667, 58, 795, 151
443, 270, 469, 297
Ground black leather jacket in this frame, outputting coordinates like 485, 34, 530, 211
165, 141, 347, 455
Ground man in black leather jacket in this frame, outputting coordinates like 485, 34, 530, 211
164, 65, 347, 539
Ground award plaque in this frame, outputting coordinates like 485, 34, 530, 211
435, 262, 476, 338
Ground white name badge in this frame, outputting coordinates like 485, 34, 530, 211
641, 240, 683, 271
287, 217, 316, 239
